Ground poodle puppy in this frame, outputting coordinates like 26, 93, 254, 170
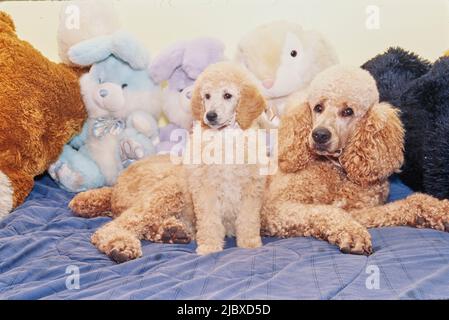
70, 62, 268, 260
186, 62, 267, 255
70, 65, 449, 262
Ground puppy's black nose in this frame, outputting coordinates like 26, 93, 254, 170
206, 111, 218, 122
312, 127, 331, 144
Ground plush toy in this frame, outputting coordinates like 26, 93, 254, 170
236, 21, 338, 128
149, 37, 225, 155
58, 0, 121, 66
363, 47, 449, 198
0, 11, 87, 218
49, 32, 161, 192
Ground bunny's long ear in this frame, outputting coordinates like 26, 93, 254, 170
148, 42, 186, 83
68, 35, 113, 66
278, 95, 313, 173
68, 31, 149, 70
182, 38, 225, 80
340, 102, 404, 186
110, 31, 149, 70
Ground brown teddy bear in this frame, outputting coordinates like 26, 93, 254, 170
0, 11, 87, 218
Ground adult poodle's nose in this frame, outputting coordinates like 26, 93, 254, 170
99, 89, 109, 98
312, 127, 331, 144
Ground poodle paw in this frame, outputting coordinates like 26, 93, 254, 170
120, 138, 145, 162
328, 223, 372, 255
196, 243, 223, 256
92, 227, 142, 263
237, 236, 262, 249
161, 226, 191, 244
49, 162, 85, 192
408, 194, 449, 231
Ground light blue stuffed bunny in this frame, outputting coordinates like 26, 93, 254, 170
49, 31, 161, 192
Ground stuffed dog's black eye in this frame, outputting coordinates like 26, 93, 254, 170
291, 50, 298, 57
341, 107, 354, 117
122, 84, 128, 89
314, 104, 323, 113
223, 93, 232, 100
205, 93, 211, 100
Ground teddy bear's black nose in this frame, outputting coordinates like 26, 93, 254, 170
312, 127, 331, 144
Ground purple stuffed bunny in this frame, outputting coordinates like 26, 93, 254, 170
149, 37, 225, 155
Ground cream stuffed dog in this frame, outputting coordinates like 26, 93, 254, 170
236, 21, 338, 128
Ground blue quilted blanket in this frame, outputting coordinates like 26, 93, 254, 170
0, 175, 448, 300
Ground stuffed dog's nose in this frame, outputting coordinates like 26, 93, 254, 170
99, 89, 109, 98
206, 111, 218, 123
262, 79, 274, 89
312, 127, 331, 144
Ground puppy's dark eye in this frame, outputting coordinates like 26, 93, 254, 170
314, 104, 324, 113
122, 84, 128, 89
291, 50, 298, 57
223, 93, 233, 100
205, 93, 211, 100
341, 107, 354, 117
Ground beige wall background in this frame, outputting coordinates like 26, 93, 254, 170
1, 0, 448, 65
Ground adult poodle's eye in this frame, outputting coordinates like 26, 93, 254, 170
205, 93, 211, 100
290, 50, 298, 58
122, 84, 128, 89
341, 107, 354, 117
314, 104, 324, 113
223, 93, 233, 100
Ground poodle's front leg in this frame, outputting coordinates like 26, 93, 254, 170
92, 176, 189, 263
235, 186, 263, 249
194, 191, 226, 255
351, 193, 449, 232
262, 201, 372, 255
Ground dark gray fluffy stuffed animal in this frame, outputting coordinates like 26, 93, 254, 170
363, 47, 449, 198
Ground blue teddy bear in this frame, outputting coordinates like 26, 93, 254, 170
49, 31, 161, 192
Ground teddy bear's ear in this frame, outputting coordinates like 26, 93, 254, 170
0, 11, 16, 36
68, 31, 149, 70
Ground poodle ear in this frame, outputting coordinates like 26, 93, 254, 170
190, 82, 204, 123
278, 98, 313, 173
148, 43, 185, 83
340, 102, 404, 186
235, 83, 266, 130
